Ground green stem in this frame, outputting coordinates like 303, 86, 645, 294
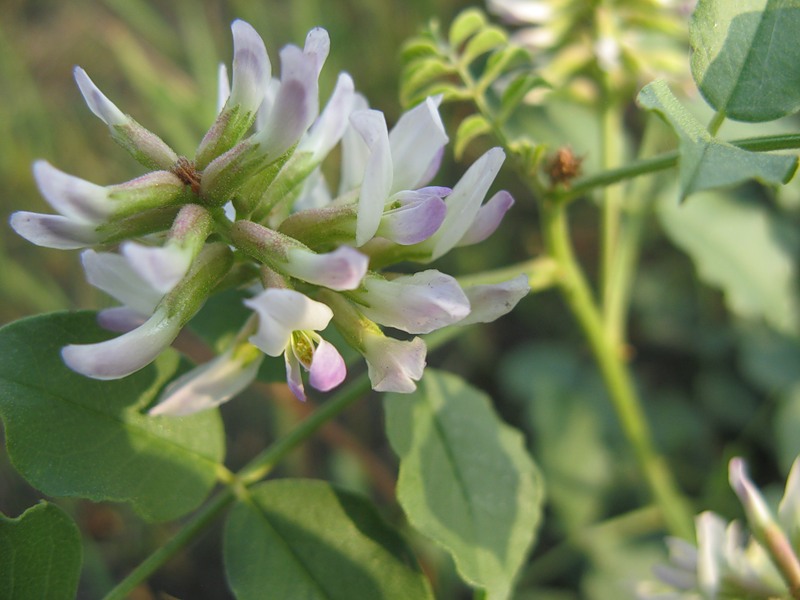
101, 489, 237, 600
556, 132, 800, 203
542, 200, 694, 539
707, 110, 726, 136
239, 375, 371, 484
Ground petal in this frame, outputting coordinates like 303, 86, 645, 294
285, 246, 368, 291
695, 511, 726, 597
337, 94, 371, 195
254, 45, 320, 160
97, 307, 148, 332
431, 147, 505, 260
456, 190, 515, 246
308, 338, 346, 392
300, 72, 355, 161
244, 288, 333, 356
351, 109, 393, 245
285, 350, 307, 401
121, 241, 193, 295
356, 270, 471, 334
216, 63, 230, 114
81, 249, 163, 315
389, 96, 448, 192
377, 192, 447, 245
62, 310, 180, 380
457, 275, 530, 326
303, 27, 330, 77
149, 347, 263, 416
228, 20, 271, 114
487, 0, 552, 24
33, 160, 109, 223
73, 66, 128, 126
362, 333, 426, 393
10, 211, 100, 249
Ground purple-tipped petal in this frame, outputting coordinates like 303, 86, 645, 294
303, 27, 330, 77
10, 211, 100, 249
121, 242, 192, 295
389, 96, 448, 192
33, 161, 110, 223
253, 45, 319, 160
73, 67, 128, 126
362, 334, 426, 393
351, 109, 392, 245
245, 288, 333, 356
377, 193, 447, 245
62, 311, 180, 380
149, 347, 262, 416
97, 307, 148, 332
81, 249, 163, 316
285, 246, 368, 291
285, 350, 307, 401
228, 20, 271, 114
356, 270, 471, 334
301, 72, 355, 161
308, 338, 346, 392
456, 190, 515, 246
458, 275, 530, 326
431, 147, 505, 260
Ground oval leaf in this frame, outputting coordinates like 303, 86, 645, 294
0, 502, 82, 600
384, 369, 544, 600
638, 80, 798, 199
659, 191, 800, 334
224, 479, 433, 600
461, 27, 509, 67
690, 0, 800, 122
455, 114, 492, 160
449, 9, 488, 48
0, 312, 225, 522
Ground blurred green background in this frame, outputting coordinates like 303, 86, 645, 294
3, 1, 800, 599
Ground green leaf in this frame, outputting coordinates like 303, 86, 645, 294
400, 57, 456, 107
0, 312, 225, 522
455, 114, 492, 160
0, 502, 82, 600
224, 479, 433, 600
449, 9, 487, 48
500, 72, 546, 117
461, 27, 508, 67
401, 36, 441, 64
384, 369, 544, 600
690, 0, 800, 122
638, 80, 798, 199
481, 46, 532, 91
659, 191, 800, 334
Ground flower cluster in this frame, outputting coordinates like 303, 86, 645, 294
10, 20, 528, 415
638, 457, 800, 599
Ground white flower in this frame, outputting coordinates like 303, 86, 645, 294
362, 332, 426, 393
244, 288, 346, 401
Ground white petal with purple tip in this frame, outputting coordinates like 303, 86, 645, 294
303, 27, 330, 77
308, 338, 346, 392
389, 96, 448, 192
285, 246, 368, 291
73, 67, 128, 126
457, 275, 529, 326
81, 249, 163, 316
285, 350, 307, 401
456, 190, 514, 246
301, 72, 355, 161
356, 270, 471, 334
149, 348, 263, 416
33, 161, 110, 223
362, 334, 426, 393
377, 192, 447, 245
10, 212, 100, 249
121, 241, 192, 295
228, 20, 271, 114
62, 310, 181, 380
